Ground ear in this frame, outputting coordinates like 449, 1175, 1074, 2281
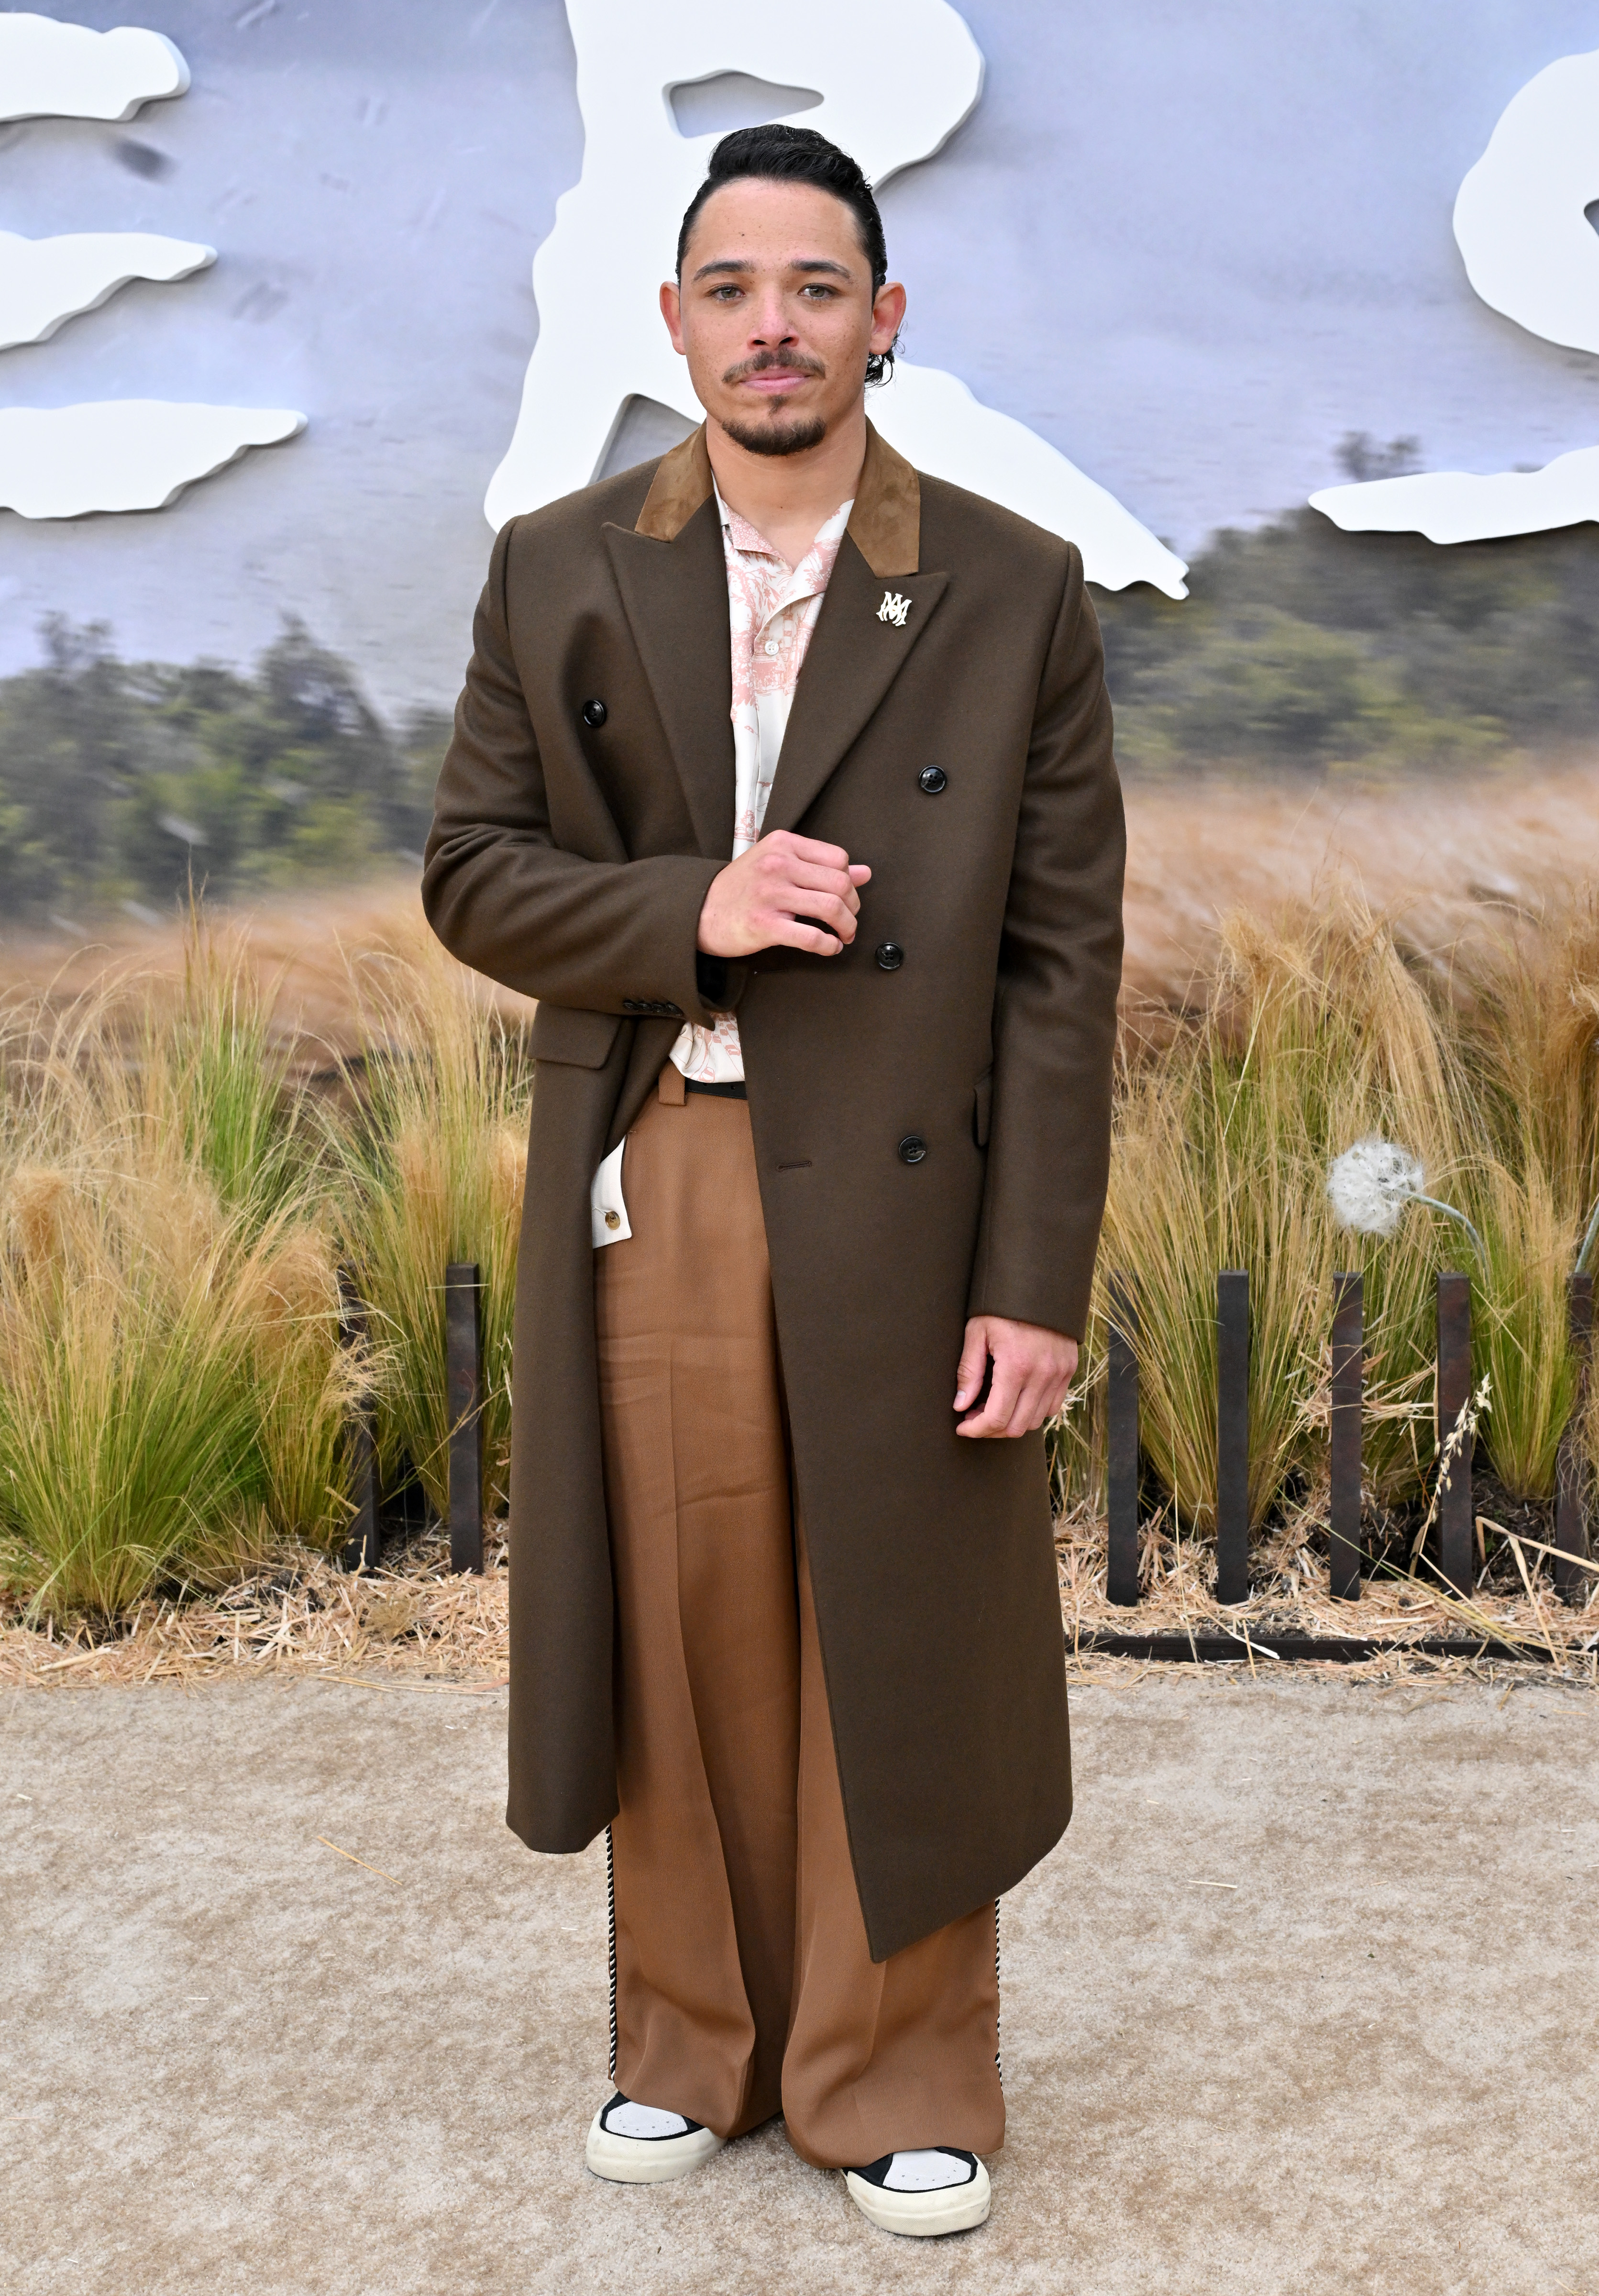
660, 279, 686, 355
870, 280, 907, 355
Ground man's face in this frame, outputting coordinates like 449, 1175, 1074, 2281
661, 178, 905, 457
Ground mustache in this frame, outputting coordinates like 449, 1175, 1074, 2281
721, 348, 827, 386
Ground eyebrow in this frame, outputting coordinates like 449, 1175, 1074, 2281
690, 256, 856, 283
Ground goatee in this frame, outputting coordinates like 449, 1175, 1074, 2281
720, 412, 828, 459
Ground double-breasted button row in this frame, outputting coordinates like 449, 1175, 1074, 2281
622, 997, 682, 1016
581, 697, 607, 728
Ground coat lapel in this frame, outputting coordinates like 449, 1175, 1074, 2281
762, 422, 948, 837
601, 421, 944, 853
602, 430, 735, 861
761, 551, 948, 840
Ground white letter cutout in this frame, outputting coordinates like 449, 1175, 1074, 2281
1312, 46, 1599, 544
486, 0, 1187, 599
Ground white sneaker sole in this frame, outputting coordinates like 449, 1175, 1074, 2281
584, 2109, 725, 2186
843, 2159, 992, 2237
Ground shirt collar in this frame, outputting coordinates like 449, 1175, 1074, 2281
713, 481, 854, 573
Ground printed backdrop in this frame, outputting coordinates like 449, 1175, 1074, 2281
7, 0, 1599, 695
4, 0, 1599, 924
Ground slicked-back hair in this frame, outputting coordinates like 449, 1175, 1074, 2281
675, 123, 897, 386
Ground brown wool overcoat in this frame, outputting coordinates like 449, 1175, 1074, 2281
423, 422, 1125, 1962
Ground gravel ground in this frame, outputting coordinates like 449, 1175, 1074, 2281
2, 1669, 1595, 2295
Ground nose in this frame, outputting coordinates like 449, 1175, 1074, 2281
749, 293, 797, 347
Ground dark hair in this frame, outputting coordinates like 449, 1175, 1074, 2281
675, 123, 896, 386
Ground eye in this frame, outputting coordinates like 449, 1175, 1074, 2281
710, 284, 743, 301
800, 283, 838, 298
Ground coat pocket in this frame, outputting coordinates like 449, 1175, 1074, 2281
530, 1002, 623, 1070
972, 1067, 993, 1149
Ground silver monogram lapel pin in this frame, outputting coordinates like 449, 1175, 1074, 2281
876, 589, 912, 627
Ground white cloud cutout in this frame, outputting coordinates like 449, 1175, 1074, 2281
0, 12, 189, 123
0, 402, 306, 518
0, 229, 215, 349
1311, 445, 1599, 544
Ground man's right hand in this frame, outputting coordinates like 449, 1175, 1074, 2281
697, 830, 871, 959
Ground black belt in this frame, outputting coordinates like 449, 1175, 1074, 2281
684, 1078, 747, 1100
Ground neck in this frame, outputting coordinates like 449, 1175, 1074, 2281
704, 402, 868, 565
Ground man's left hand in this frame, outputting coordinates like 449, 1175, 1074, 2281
954, 1315, 1079, 1438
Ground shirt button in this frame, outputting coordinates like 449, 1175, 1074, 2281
581, 697, 607, 728
604, 1209, 621, 1231
918, 765, 948, 794
898, 1134, 928, 1165
763, 640, 779, 656
875, 943, 904, 971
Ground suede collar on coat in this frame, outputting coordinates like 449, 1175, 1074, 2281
633, 418, 922, 578
606, 419, 944, 864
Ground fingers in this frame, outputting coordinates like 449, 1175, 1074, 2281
957, 1339, 1021, 1436
787, 860, 863, 909
957, 1325, 1078, 1438
768, 916, 852, 956
953, 1325, 989, 1412
761, 834, 871, 901
779, 832, 854, 869
697, 833, 872, 960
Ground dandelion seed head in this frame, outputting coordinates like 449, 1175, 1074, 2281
1327, 1136, 1425, 1237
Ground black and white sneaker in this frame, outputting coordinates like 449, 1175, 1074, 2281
584, 2092, 725, 2185
843, 2148, 991, 2236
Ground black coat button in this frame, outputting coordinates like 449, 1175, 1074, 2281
918, 765, 947, 794
581, 697, 607, 728
875, 943, 904, 971
898, 1134, 927, 1165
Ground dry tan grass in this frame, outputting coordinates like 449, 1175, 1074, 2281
0, 1533, 511, 1689
1119, 760, 1599, 1008
2, 762, 1596, 1043
0, 771, 1594, 1680
0, 882, 534, 1077
4, 1513, 1592, 1694
1054, 1500, 1599, 1679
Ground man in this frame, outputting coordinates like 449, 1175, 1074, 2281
424, 123, 1123, 2239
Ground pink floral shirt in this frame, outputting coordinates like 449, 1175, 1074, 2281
669, 487, 854, 1084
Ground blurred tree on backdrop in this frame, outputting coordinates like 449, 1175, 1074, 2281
1095, 463, 1599, 775
8, 468, 1599, 928
0, 616, 448, 928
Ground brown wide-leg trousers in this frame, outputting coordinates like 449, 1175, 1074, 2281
593, 1072, 1004, 2170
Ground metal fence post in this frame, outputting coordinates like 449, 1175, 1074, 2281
1215, 1269, 1250, 1606
445, 1262, 485, 1576
1555, 1271, 1593, 1606
1329, 1270, 1363, 1601
338, 1272, 381, 1574
1435, 1272, 1474, 1595
1106, 1271, 1140, 1607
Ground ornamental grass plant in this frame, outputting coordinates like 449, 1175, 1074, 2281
0, 936, 356, 1621
0, 887, 1592, 1632
329, 930, 530, 1523
1052, 888, 1599, 1553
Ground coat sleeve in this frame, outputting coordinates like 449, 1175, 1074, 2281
966, 544, 1125, 1340
421, 518, 727, 1021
